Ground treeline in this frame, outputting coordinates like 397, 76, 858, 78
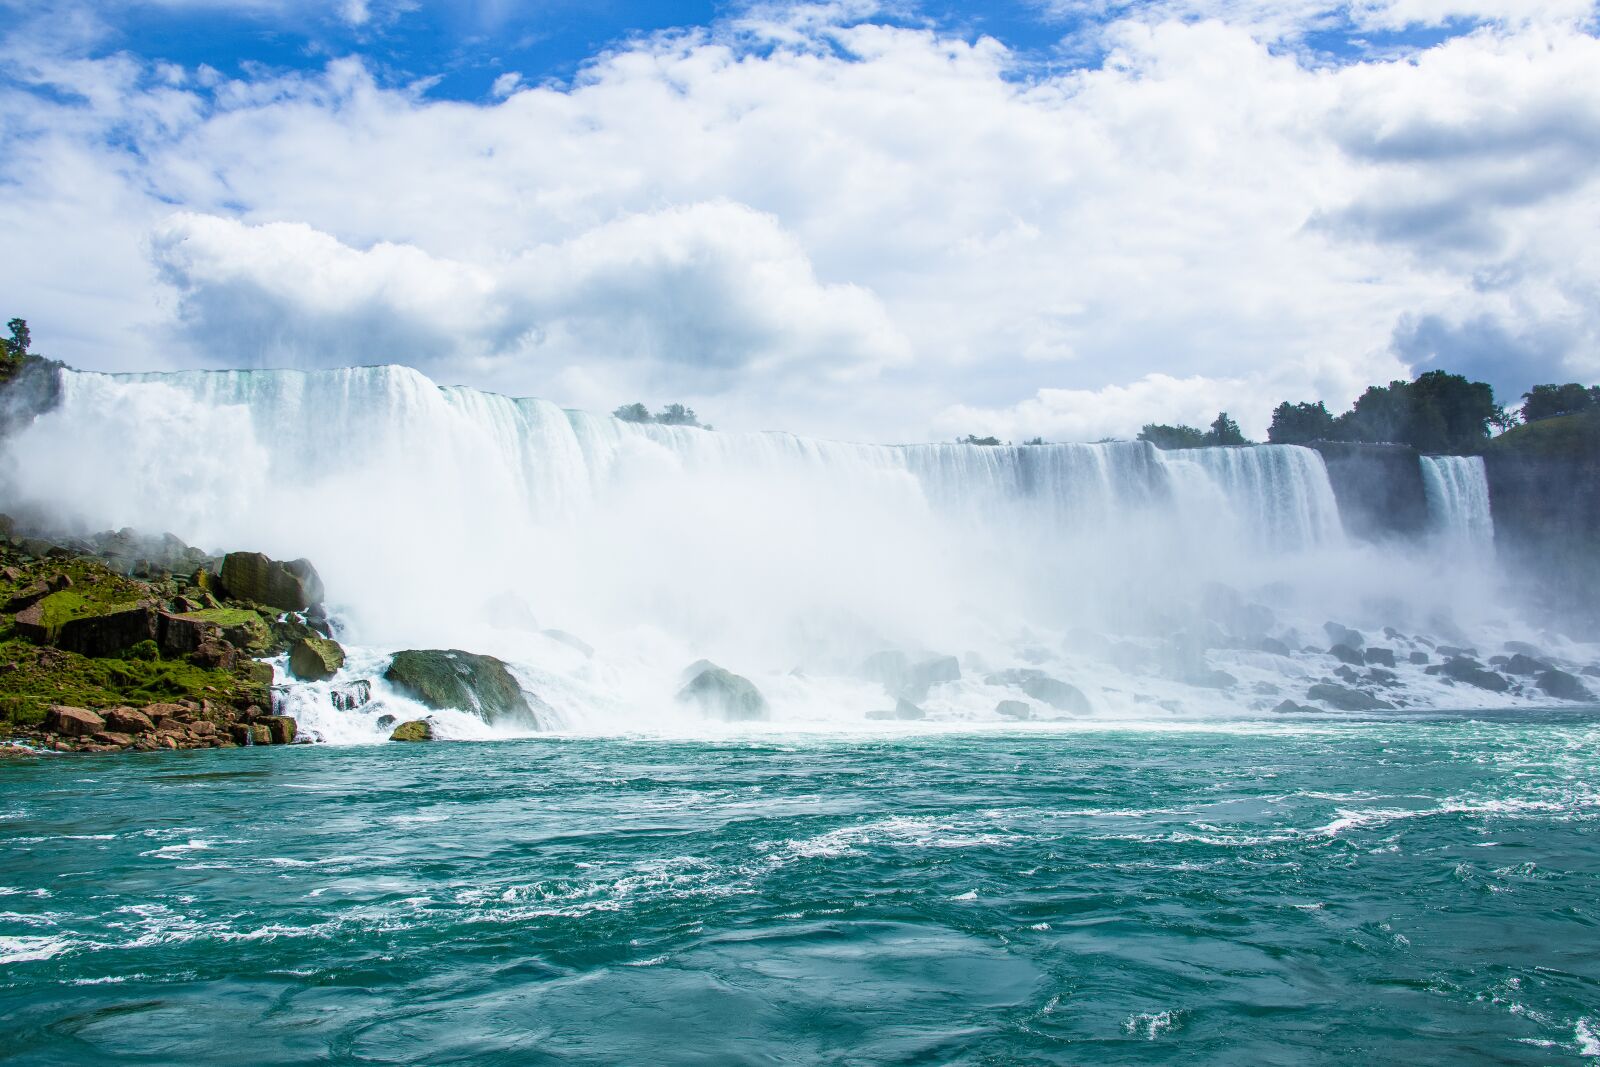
1134, 370, 1599, 455
1, 317, 31, 379
612, 402, 711, 430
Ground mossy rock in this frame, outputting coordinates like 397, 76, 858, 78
180, 607, 272, 652
676, 664, 769, 722
219, 552, 324, 612
384, 649, 543, 727
289, 636, 345, 681
389, 719, 433, 742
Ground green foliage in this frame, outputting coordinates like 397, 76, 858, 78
961, 434, 1002, 446
0, 636, 254, 728
1022, 437, 1045, 446
611, 402, 704, 428
1209, 412, 1246, 446
1486, 409, 1600, 460
1138, 423, 1208, 450
1327, 371, 1502, 453
180, 607, 263, 628
1522, 383, 1600, 423
0, 316, 27, 380
122, 639, 160, 661
1267, 401, 1336, 444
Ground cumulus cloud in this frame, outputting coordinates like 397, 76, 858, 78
1, 1, 1598, 439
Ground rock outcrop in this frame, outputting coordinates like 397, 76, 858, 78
677, 663, 769, 721
289, 636, 345, 681
385, 649, 544, 727
390, 719, 433, 742
219, 551, 324, 612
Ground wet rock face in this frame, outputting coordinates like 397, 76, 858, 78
1306, 683, 1394, 711
1429, 658, 1511, 693
677, 665, 769, 722
289, 636, 345, 681
389, 719, 433, 742
385, 649, 545, 727
985, 669, 1091, 714
860, 651, 961, 703
1535, 669, 1596, 703
330, 680, 372, 711
219, 552, 324, 613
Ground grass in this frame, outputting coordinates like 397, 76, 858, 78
179, 607, 264, 628
1489, 411, 1600, 460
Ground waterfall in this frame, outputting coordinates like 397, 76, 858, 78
0, 362, 1533, 732
1419, 455, 1494, 551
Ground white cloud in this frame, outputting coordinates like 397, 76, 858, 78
490, 71, 522, 98
1, 2, 1599, 440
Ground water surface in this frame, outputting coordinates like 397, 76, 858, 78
3, 715, 1599, 1064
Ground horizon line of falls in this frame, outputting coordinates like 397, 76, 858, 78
0, 364, 1530, 735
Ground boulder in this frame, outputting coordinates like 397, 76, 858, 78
219, 552, 324, 612
1329, 644, 1365, 666
91, 732, 135, 747
260, 715, 298, 744
390, 719, 433, 742
1408, 651, 1430, 665
385, 649, 544, 727
103, 707, 155, 735
330, 679, 373, 711
1504, 640, 1550, 660
677, 665, 769, 722
1256, 637, 1292, 657
867, 698, 925, 721
1307, 683, 1393, 712
45, 705, 104, 737
1502, 653, 1549, 677
142, 703, 185, 725
985, 668, 1091, 713
55, 606, 158, 657
1535, 669, 1596, 703
3, 581, 50, 612
1323, 622, 1365, 650
1272, 699, 1318, 714
156, 611, 219, 657
289, 636, 345, 681
190, 640, 238, 670
995, 699, 1033, 721
1437, 658, 1511, 692
1363, 647, 1396, 668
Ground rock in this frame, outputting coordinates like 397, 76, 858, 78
1272, 699, 1318, 714
142, 703, 186, 725
1437, 645, 1477, 660
1502, 653, 1549, 676
985, 668, 1091, 713
156, 611, 218, 657
289, 636, 345, 681
1535, 669, 1596, 702
385, 649, 544, 727
260, 716, 298, 744
103, 707, 155, 734
677, 664, 769, 722
91, 732, 135, 747
1437, 658, 1511, 692
1334, 665, 1361, 685
1504, 640, 1550, 660
330, 679, 372, 711
1408, 651, 1430, 665
1366, 668, 1399, 686
1256, 637, 1292, 657
542, 629, 594, 657
995, 699, 1033, 720
1329, 644, 1365, 666
867, 698, 927, 721
45, 705, 104, 737
1186, 668, 1238, 689
1323, 622, 1365, 650
3, 581, 50, 612
1363, 647, 1396, 668
390, 719, 433, 742
1307, 683, 1393, 711
55, 606, 158, 657
1584, 666, 1600, 679
190, 639, 238, 670
861, 651, 960, 701
219, 551, 324, 612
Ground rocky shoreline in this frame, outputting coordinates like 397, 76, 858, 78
0, 515, 327, 756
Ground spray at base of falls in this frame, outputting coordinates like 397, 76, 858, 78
0, 364, 1586, 742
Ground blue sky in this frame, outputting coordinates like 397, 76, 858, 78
2, 0, 1598, 440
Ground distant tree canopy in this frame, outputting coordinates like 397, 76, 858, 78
1138, 412, 1248, 450
612, 402, 708, 429
1522, 383, 1600, 423
1, 317, 30, 379
1267, 371, 1508, 454
961, 434, 1002, 446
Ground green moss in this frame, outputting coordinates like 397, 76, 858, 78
180, 607, 263, 627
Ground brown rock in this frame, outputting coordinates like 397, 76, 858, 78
190, 640, 237, 670
159, 736, 179, 750
91, 731, 134, 747
3, 581, 50, 612
132, 738, 159, 752
157, 611, 218, 657
13, 601, 48, 643
260, 715, 298, 745
104, 707, 156, 734
143, 703, 186, 725
188, 720, 218, 737
228, 723, 252, 745
45, 705, 105, 737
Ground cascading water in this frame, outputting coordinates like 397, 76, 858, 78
0, 363, 1559, 737
1420, 455, 1495, 552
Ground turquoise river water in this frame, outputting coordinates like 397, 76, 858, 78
3, 714, 1600, 1064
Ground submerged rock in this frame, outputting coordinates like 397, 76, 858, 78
330, 679, 373, 711
289, 636, 345, 681
1535, 669, 1596, 703
389, 720, 433, 742
1306, 683, 1393, 711
385, 649, 544, 727
219, 552, 324, 613
677, 664, 769, 722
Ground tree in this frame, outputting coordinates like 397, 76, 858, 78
655, 403, 700, 427
1138, 423, 1208, 450
961, 434, 1002, 446
1207, 411, 1246, 446
1408, 369, 1501, 453
1522, 383, 1600, 423
1267, 401, 1336, 444
612, 402, 652, 423
1022, 437, 1045, 446
5, 318, 29, 358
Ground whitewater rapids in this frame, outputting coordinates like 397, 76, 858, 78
0, 364, 1586, 740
